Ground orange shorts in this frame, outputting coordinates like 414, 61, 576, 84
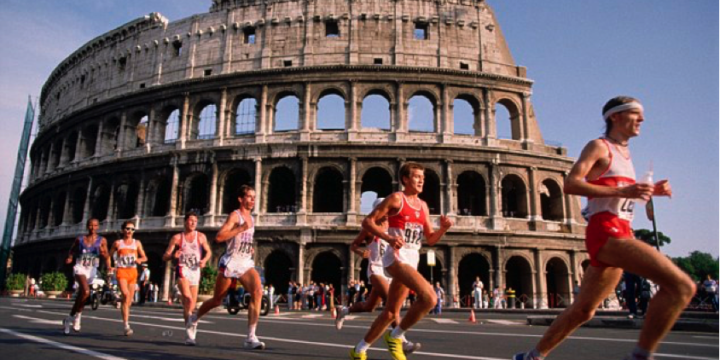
585, 212, 633, 267
116, 267, 138, 286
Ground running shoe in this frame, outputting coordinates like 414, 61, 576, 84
185, 338, 196, 346
186, 315, 198, 342
383, 331, 406, 360
62, 316, 72, 335
402, 340, 421, 354
348, 348, 367, 360
335, 306, 347, 330
512, 352, 544, 360
243, 338, 266, 350
72, 316, 81, 332
124, 326, 134, 336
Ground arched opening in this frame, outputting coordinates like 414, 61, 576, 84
196, 104, 217, 140
145, 177, 172, 217
115, 181, 139, 219
164, 109, 180, 144
264, 250, 293, 295
135, 114, 149, 147
311, 251, 343, 298
52, 192, 66, 226
71, 187, 86, 224
91, 184, 110, 221
360, 167, 393, 214
418, 169, 441, 214
39, 196, 51, 228
100, 118, 121, 155
274, 94, 300, 132
457, 171, 487, 216
458, 253, 491, 306
317, 93, 346, 130
185, 173, 209, 214
546, 257, 571, 308
235, 98, 257, 135
81, 125, 98, 158
453, 96, 478, 135
222, 169, 252, 214
505, 256, 534, 308
313, 167, 344, 213
495, 99, 521, 140
45, 257, 58, 273
50, 139, 63, 169
267, 167, 296, 213
408, 94, 435, 133
418, 253, 443, 286
540, 179, 564, 221
145, 252, 164, 285
361, 93, 391, 130
65, 132, 78, 163
501, 174, 528, 218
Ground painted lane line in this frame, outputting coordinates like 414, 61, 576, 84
128, 313, 212, 324
484, 319, 522, 326
14, 314, 60, 325
0, 327, 129, 360
430, 318, 459, 324
655, 353, 718, 360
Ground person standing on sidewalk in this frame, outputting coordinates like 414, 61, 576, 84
513, 96, 695, 360
472, 277, 483, 309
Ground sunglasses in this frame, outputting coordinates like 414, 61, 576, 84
124, 227, 136, 231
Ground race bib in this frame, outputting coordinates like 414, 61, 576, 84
618, 198, 635, 221
77, 253, 99, 268
180, 253, 199, 269
403, 223, 423, 250
117, 254, 137, 268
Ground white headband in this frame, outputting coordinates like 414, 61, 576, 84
603, 102, 643, 120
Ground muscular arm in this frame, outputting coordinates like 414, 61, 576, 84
362, 193, 403, 248
65, 238, 79, 264
162, 235, 181, 262
100, 238, 112, 271
135, 241, 149, 264
350, 229, 371, 258
422, 202, 453, 247
199, 233, 212, 268
216, 211, 249, 243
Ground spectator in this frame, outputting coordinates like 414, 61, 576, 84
703, 274, 718, 313
268, 284, 275, 310
433, 282, 445, 315
492, 286, 502, 309
287, 281, 295, 310
624, 272, 641, 319
472, 277, 484, 309
138, 263, 150, 305
347, 280, 356, 306
482, 290, 489, 309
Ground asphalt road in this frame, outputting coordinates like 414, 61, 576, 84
0, 298, 716, 360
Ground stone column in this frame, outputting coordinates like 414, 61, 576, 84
45, 142, 55, 174
521, 92, 532, 143
106, 181, 117, 222
217, 87, 227, 144
166, 160, 179, 227
161, 260, 172, 302
179, 93, 190, 148
117, 112, 127, 153
569, 250, 578, 303
445, 160, 455, 215
483, 89, 496, 141
147, 106, 156, 148
257, 84, 268, 142
441, 83, 451, 139
528, 167, 540, 221
395, 83, 406, 133
135, 174, 146, 219
82, 177, 94, 223
346, 158, 357, 225
563, 171, 576, 228
493, 246, 504, 290
297, 156, 309, 225
348, 81, 358, 136
94, 120, 104, 157
534, 249, 547, 309
61, 188, 72, 226
208, 162, 219, 218
74, 131, 84, 162
254, 158, 263, 220
300, 83, 311, 140
488, 161, 504, 230
447, 246, 457, 308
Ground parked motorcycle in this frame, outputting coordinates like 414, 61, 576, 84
225, 290, 270, 316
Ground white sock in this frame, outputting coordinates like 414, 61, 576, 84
390, 326, 405, 340
355, 340, 371, 353
248, 324, 257, 340
124, 321, 129, 328
342, 307, 350, 316
74, 313, 81, 322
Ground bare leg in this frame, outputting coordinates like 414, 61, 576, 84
177, 278, 194, 322
239, 269, 263, 329
70, 275, 90, 316
196, 274, 232, 320
349, 275, 387, 313
117, 280, 135, 325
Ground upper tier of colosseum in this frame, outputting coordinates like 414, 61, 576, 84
39, 0, 523, 128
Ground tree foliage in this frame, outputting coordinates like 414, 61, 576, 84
672, 251, 719, 281
633, 229, 671, 247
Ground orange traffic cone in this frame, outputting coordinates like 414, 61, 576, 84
274, 304, 280, 315
468, 309, 477, 323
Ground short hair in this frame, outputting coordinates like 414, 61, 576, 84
238, 184, 255, 198
602, 96, 640, 136
121, 220, 135, 229
399, 162, 424, 185
184, 211, 199, 221
86, 218, 99, 227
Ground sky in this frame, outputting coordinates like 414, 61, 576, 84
0, 0, 717, 258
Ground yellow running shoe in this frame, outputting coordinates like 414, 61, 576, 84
349, 348, 367, 360
383, 331, 407, 360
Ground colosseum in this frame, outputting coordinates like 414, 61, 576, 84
14, 0, 588, 309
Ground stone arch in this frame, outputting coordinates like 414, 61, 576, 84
145, 175, 172, 217
100, 117, 121, 155
221, 168, 253, 214
458, 252, 492, 304
233, 95, 258, 136
504, 255, 534, 306
263, 249, 295, 294
457, 170, 487, 216
80, 124, 98, 159
64, 131, 79, 164
418, 167, 441, 215
90, 182, 111, 221
361, 90, 392, 131
193, 101, 217, 140
316, 89, 346, 131
501, 174, 528, 218
309, 249, 344, 296
126, 110, 150, 148
540, 178, 564, 221
273, 91, 301, 132
184, 172, 210, 214
407, 91, 437, 133
494, 97, 522, 140
360, 166, 394, 214
312, 166, 344, 213
453, 94, 482, 136
545, 256, 571, 308
70, 186, 86, 224
115, 179, 139, 219
267, 166, 297, 213
161, 107, 181, 144
51, 191, 67, 226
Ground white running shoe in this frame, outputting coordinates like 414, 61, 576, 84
186, 314, 198, 342
124, 326, 134, 336
185, 337, 197, 346
72, 316, 81, 332
402, 340, 421, 354
244, 338, 266, 350
62, 316, 72, 335
335, 306, 347, 330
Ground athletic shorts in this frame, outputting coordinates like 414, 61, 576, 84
116, 267, 138, 286
368, 262, 391, 282
585, 212, 633, 267
176, 266, 200, 286
218, 254, 254, 279
382, 247, 419, 270
73, 265, 98, 283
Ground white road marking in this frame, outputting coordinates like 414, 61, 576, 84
430, 318, 459, 324
128, 313, 212, 324
693, 335, 719, 339
0, 327, 129, 360
14, 314, 59, 325
484, 319, 522, 326
655, 353, 718, 360
13, 304, 43, 308
301, 314, 324, 319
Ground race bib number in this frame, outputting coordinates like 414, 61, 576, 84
619, 199, 635, 221
236, 240, 254, 256
78, 253, 99, 268
180, 253, 199, 269
403, 223, 423, 249
117, 254, 137, 268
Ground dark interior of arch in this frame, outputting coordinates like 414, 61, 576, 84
186, 174, 209, 214
71, 187, 86, 224
501, 175, 527, 218
116, 182, 139, 219
264, 250, 293, 294
52, 192, 66, 226
152, 177, 172, 217
541, 180, 564, 221
418, 169, 440, 214
361, 167, 393, 197
458, 253, 491, 300
222, 169, 252, 213
546, 258, 570, 308
505, 256, 533, 300
457, 171, 487, 216
311, 251, 342, 296
91, 185, 110, 221
417, 253, 443, 286
268, 167, 296, 213
313, 167, 344, 213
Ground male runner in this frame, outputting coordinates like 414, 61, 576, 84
163, 211, 212, 345
335, 198, 421, 354
110, 220, 148, 336
63, 218, 111, 335
513, 96, 695, 360
187, 185, 266, 350
350, 163, 453, 360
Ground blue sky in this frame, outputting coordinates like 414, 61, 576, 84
0, 0, 717, 257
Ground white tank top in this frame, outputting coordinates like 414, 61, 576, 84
368, 236, 389, 266
179, 231, 201, 270
225, 210, 255, 260
586, 138, 637, 221
116, 239, 138, 268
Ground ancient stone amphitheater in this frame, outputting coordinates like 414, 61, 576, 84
15, 0, 588, 308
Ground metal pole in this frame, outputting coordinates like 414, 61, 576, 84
648, 198, 661, 251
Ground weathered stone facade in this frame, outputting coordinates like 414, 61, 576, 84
15, 0, 588, 309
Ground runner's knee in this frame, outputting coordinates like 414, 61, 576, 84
418, 290, 437, 308
570, 303, 596, 323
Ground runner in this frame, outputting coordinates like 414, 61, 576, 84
513, 96, 695, 360
63, 218, 111, 335
162, 211, 212, 345
350, 162, 453, 360
109, 220, 148, 336
187, 185, 266, 350
335, 198, 421, 354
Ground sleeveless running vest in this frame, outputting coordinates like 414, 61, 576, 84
387, 193, 427, 251
76, 235, 103, 268
116, 239, 139, 268
179, 231, 201, 270
225, 210, 255, 260
368, 236, 388, 266
586, 138, 637, 221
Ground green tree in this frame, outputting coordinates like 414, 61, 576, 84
633, 229, 671, 248
672, 251, 719, 281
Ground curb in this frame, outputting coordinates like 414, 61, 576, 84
526, 315, 719, 333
